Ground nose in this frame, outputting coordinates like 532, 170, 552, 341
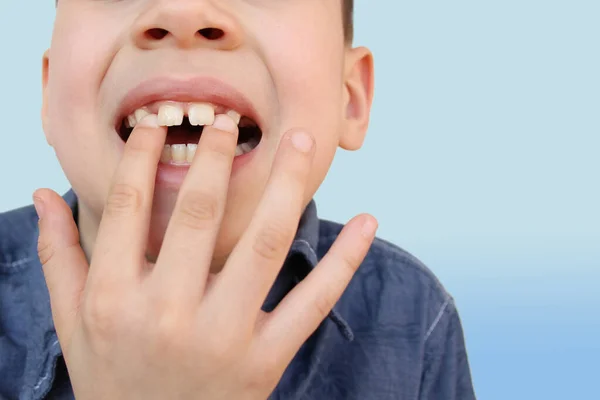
132, 0, 243, 50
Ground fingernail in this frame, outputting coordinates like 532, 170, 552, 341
291, 131, 314, 153
212, 114, 237, 133
33, 196, 45, 219
137, 114, 159, 128
361, 217, 378, 238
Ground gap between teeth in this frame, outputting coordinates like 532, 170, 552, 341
160, 142, 254, 164
125, 102, 243, 128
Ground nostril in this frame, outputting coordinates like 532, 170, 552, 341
198, 28, 225, 40
145, 28, 169, 41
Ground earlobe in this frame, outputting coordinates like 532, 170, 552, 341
41, 50, 53, 146
339, 47, 375, 151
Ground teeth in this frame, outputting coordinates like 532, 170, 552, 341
171, 144, 187, 163
239, 143, 253, 154
186, 144, 197, 162
189, 103, 215, 126
226, 110, 241, 125
134, 109, 150, 125
124, 109, 149, 128
160, 141, 254, 164
161, 145, 171, 163
236, 142, 254, 156
124, 103, 249, 130
126, 114, 137, 128
158, 104, 184, 127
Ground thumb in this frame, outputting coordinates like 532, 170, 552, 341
34, 188, 89, 346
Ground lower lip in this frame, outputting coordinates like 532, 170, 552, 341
155, 145, 257, 189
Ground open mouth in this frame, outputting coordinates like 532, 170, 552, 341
117, 101, 262, 164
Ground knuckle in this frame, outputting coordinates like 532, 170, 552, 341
201, 332, 239, 362
153, 308, 188, 349
82, 293, 121, 339
105, 183, 143, 217
245, 371, 274, 392
281, 164, 308, 190
313, 292, 335, 321
37, 237, 55, 266
338, 250, 362, 276
281, 151, 311, 184
244, 353, 281, 392
254, 356, 280, 383
203, 129, 237, 159
126, 127, 158, 153
176, 191, 220, 230
252, 221, 291, 262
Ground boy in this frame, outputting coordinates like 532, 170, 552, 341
0, 0, 476, 399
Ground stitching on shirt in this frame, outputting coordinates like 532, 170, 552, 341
294, 354, 323, 398
294, 239, 318, 261
33, 373, 50, 391
31, 340, 61, 394
0, 256, 36, 268
425, 297, 450, 342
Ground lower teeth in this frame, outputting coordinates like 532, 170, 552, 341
161, 142, 255, 164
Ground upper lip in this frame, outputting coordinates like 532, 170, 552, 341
115, 76, 262, 129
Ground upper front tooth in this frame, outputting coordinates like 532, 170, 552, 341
189, 103, 215, 126
226, 110, 241, 125
158, 104, 184, 127
134, 109, 150, 124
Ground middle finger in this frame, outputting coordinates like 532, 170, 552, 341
152, 114, 239, 301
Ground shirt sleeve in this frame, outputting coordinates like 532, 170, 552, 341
419, 300, 477, 400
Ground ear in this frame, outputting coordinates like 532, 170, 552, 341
339, 46, 375, 151
41, 49, 53, 146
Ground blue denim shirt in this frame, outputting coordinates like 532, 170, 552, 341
0, 191, 475, 400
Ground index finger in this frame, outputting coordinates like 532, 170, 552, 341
91, 115, 167, 282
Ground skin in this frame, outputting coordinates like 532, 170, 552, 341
42, 0, 374, 267
36, 0, 375, 398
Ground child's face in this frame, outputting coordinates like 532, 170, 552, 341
42, 0, 373, 265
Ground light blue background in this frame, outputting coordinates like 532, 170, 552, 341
1, 1, 598, 399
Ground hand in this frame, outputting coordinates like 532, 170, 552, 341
34, 113, 377, 400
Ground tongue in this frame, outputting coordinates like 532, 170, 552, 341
165, 126, 203, 145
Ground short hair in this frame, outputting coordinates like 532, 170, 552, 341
343, 0, 354, 43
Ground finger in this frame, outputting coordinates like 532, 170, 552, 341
91, 115, 167, 281
34, 188, 89, 347
257, 214, 377, 360
212, 130, 315, 322
153, 115, 238, 301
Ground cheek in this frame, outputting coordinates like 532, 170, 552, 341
265, 29, 344, 194
271, 34, 343, 114
46, 9, 115, 142
253, 4, 345, 123
45, 9, 123, 215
